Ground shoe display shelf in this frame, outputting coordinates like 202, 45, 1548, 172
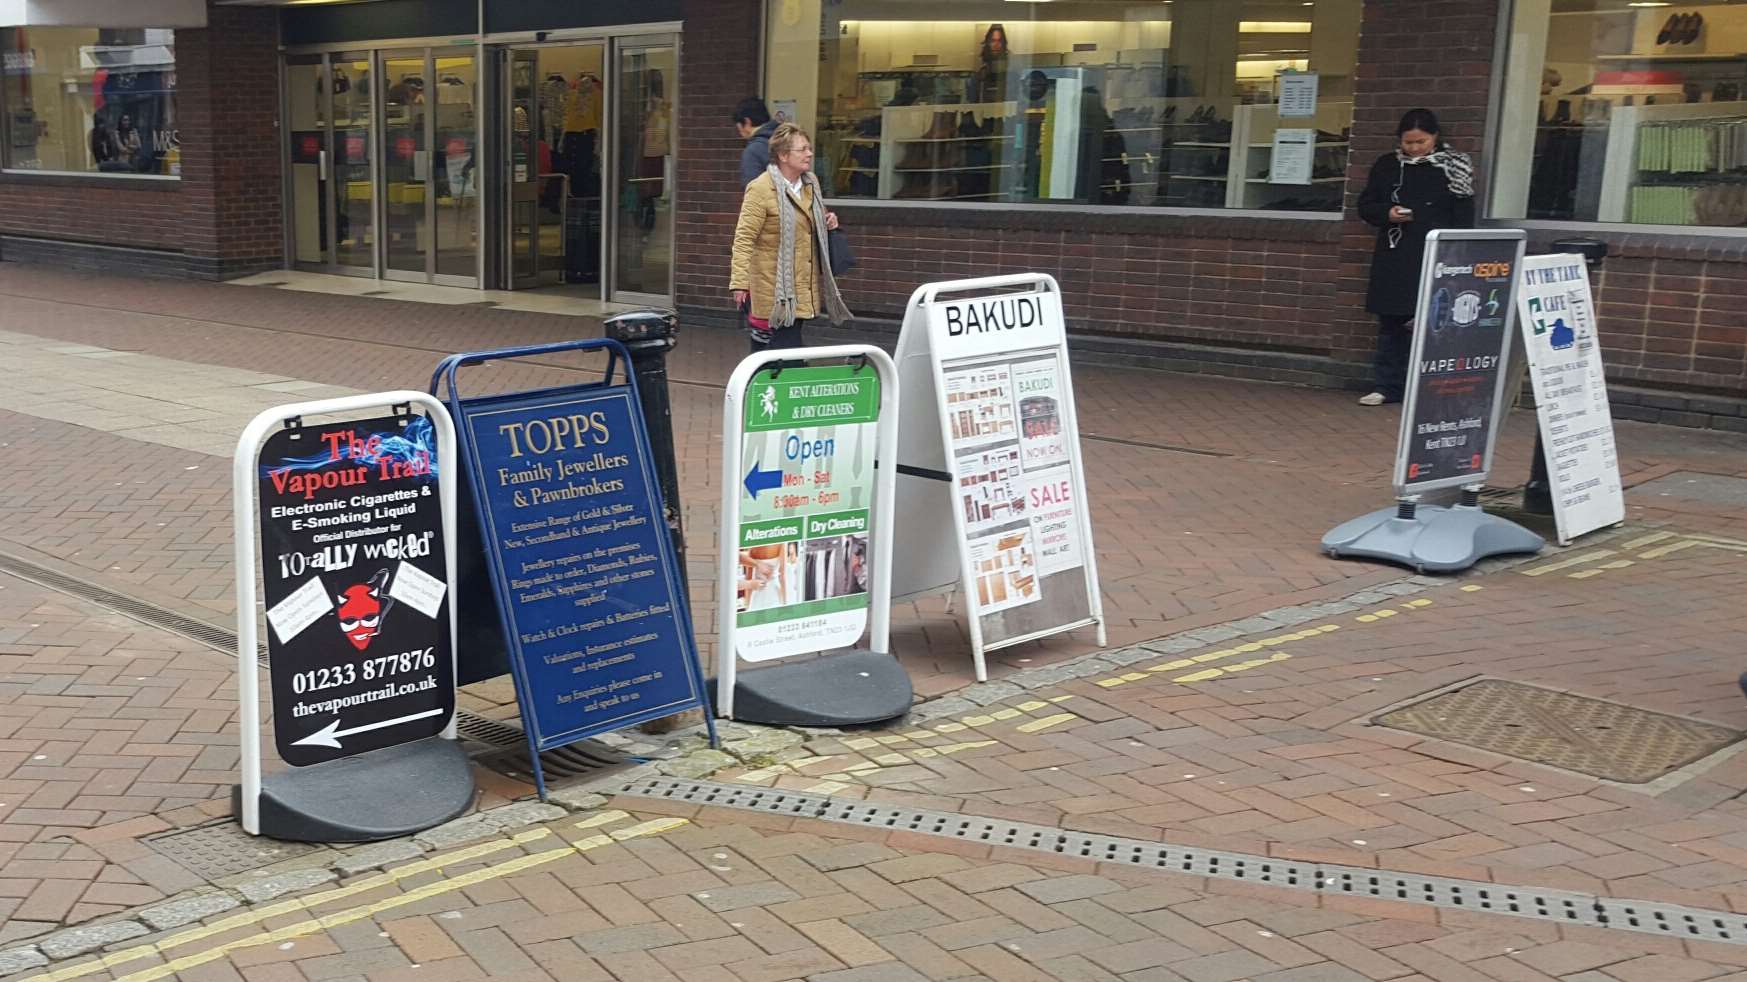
876, 101, 1017, 200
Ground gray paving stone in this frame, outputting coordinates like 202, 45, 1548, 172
485, 800, 565, 829
0, 947, 47, 974
1253, 965, 1372, 982
804, 842, 903, 872
238, 867, 339, 903
694, 881, 802, 911
1017, 875, 1123, 904
138, 892, 242, 931
333, 839, 424, 875
660, 749, 737, 780
845, 905, 957, 938
413, 816, 497, 849
575, 923, 688, 955
547, 788, 611, 811
809, 964, 931, 982
1175, 950, 1282, 982
38, 920, 150, 960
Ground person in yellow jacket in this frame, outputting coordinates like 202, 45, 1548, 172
730, 123, 852, 351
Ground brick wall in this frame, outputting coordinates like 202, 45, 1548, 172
0, 3, 282, 279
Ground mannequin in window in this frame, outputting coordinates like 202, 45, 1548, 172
973, 24, 1009, 103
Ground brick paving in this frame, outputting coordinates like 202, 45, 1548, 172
13, 806, 1747, 982
2, 266, 1747, 978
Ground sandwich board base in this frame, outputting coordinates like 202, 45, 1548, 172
231, 737, 473, 843
712, 650, 912, 727
1322, 502, 1543, 574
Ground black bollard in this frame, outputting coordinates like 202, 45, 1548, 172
604, 309, 687, 600
1522, 238, 1608, 516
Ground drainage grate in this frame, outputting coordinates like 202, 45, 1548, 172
0, 549, 613, 772
146, 820, 322, 879
1375, 679, 1742, 784
619, 776, 1747, 945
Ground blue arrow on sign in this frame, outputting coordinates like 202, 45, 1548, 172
744, 462, 784, 500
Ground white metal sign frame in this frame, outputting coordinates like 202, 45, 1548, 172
895, 273, 1106, 682
231, 391, 460, 835
717, 346, 899, 720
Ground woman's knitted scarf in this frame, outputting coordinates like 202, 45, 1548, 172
767, 165, 853, 328
1398, 145, 1474, 199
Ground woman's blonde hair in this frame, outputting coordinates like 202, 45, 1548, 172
768, 122, 812, 163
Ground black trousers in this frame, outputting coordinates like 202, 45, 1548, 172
749, 319, 807, 353
1372, 314, 1413, 402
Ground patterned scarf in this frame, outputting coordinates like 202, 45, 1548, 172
767, 165, 853, 328
1397, 145, 1474, 199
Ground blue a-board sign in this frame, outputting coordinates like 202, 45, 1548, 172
433, 340, 714, 796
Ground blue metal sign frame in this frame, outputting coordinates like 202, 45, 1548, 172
431, 340, 715, 798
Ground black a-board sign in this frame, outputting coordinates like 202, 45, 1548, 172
258, 413, 454, 767
1394, 231, 1527, 495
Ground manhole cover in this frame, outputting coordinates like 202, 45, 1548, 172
147, 821, 322, 879
1634, 472, 1747, 506
1375, 679, 1743, 783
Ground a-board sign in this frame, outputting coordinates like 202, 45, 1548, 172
734, 363, 880, 662
462, 386, 703, 751
1395, 230, 1528, 496
258, 413, 453, 767
893, 274, 1105, 682
1515, 254, 1625, 543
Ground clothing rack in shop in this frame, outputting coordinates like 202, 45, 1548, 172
1598, 100, 1747, 222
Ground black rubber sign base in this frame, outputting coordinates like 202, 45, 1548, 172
713, 649, 913, 727
233, 737, 473, 843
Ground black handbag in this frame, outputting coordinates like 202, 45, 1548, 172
827, 227, 857, 274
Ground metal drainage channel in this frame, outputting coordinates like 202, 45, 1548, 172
622, 776, 1747, 946
0, 549, 626, 780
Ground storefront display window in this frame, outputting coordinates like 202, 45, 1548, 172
763, 0, 1358, 211
1, 27, 178, 177
1494, 1, 1747, 227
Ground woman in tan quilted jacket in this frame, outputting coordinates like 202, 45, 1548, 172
730, 123, 852, 351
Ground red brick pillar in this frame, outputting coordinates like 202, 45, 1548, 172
177, 4, 284, 279
1333, 0, 1502, 381
674, 0, 763, 315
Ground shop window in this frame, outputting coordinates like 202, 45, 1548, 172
1494, 1, 1747, 227
762, 0, 1359, 211
1, 27, 178, 177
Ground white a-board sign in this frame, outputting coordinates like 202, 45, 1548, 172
893, 274, 1105, 682
1515, 254, 1625, 544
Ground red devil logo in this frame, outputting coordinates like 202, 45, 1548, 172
335, 569, 395, 651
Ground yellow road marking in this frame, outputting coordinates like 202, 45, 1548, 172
1461, 585, 1484, 592
844, 760, 880, 773
991, 708, 1022, 720
1173, 651, 1290, 683
1699, 541, 1747, 553
1570, 559, 1637, 580
1405, 599, 1433, 608
1316, 624, 1341, 632
1520, 549, 1615, 576
99, 820, 685, 982
1095, 677, 1129, 688
1049, 694, 1075, 702
1373, 609, 1397, 618
934, 722, 967, 733
874, 753, 909, 766
900, 730, 932, 739
937, 740, 997, 755
1015, 701, 1048, 712
575, 810, 631, 829
1624, 531, 1676, 549
962, 715, 995, 727
1641, 539, 1701, 560
1357, 615, 1377, 623
610, 818, 688, 840
1016, 713, 1076, 734
805, 780, 851, 794
842, 737, 881, 750
30, 823, 584, 982
875, 734, 911, 745
910, 748, 939, 758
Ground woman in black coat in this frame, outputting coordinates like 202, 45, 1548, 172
1356, 109, 1476, 405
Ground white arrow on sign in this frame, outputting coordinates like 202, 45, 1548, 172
293, 708, 445, 749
